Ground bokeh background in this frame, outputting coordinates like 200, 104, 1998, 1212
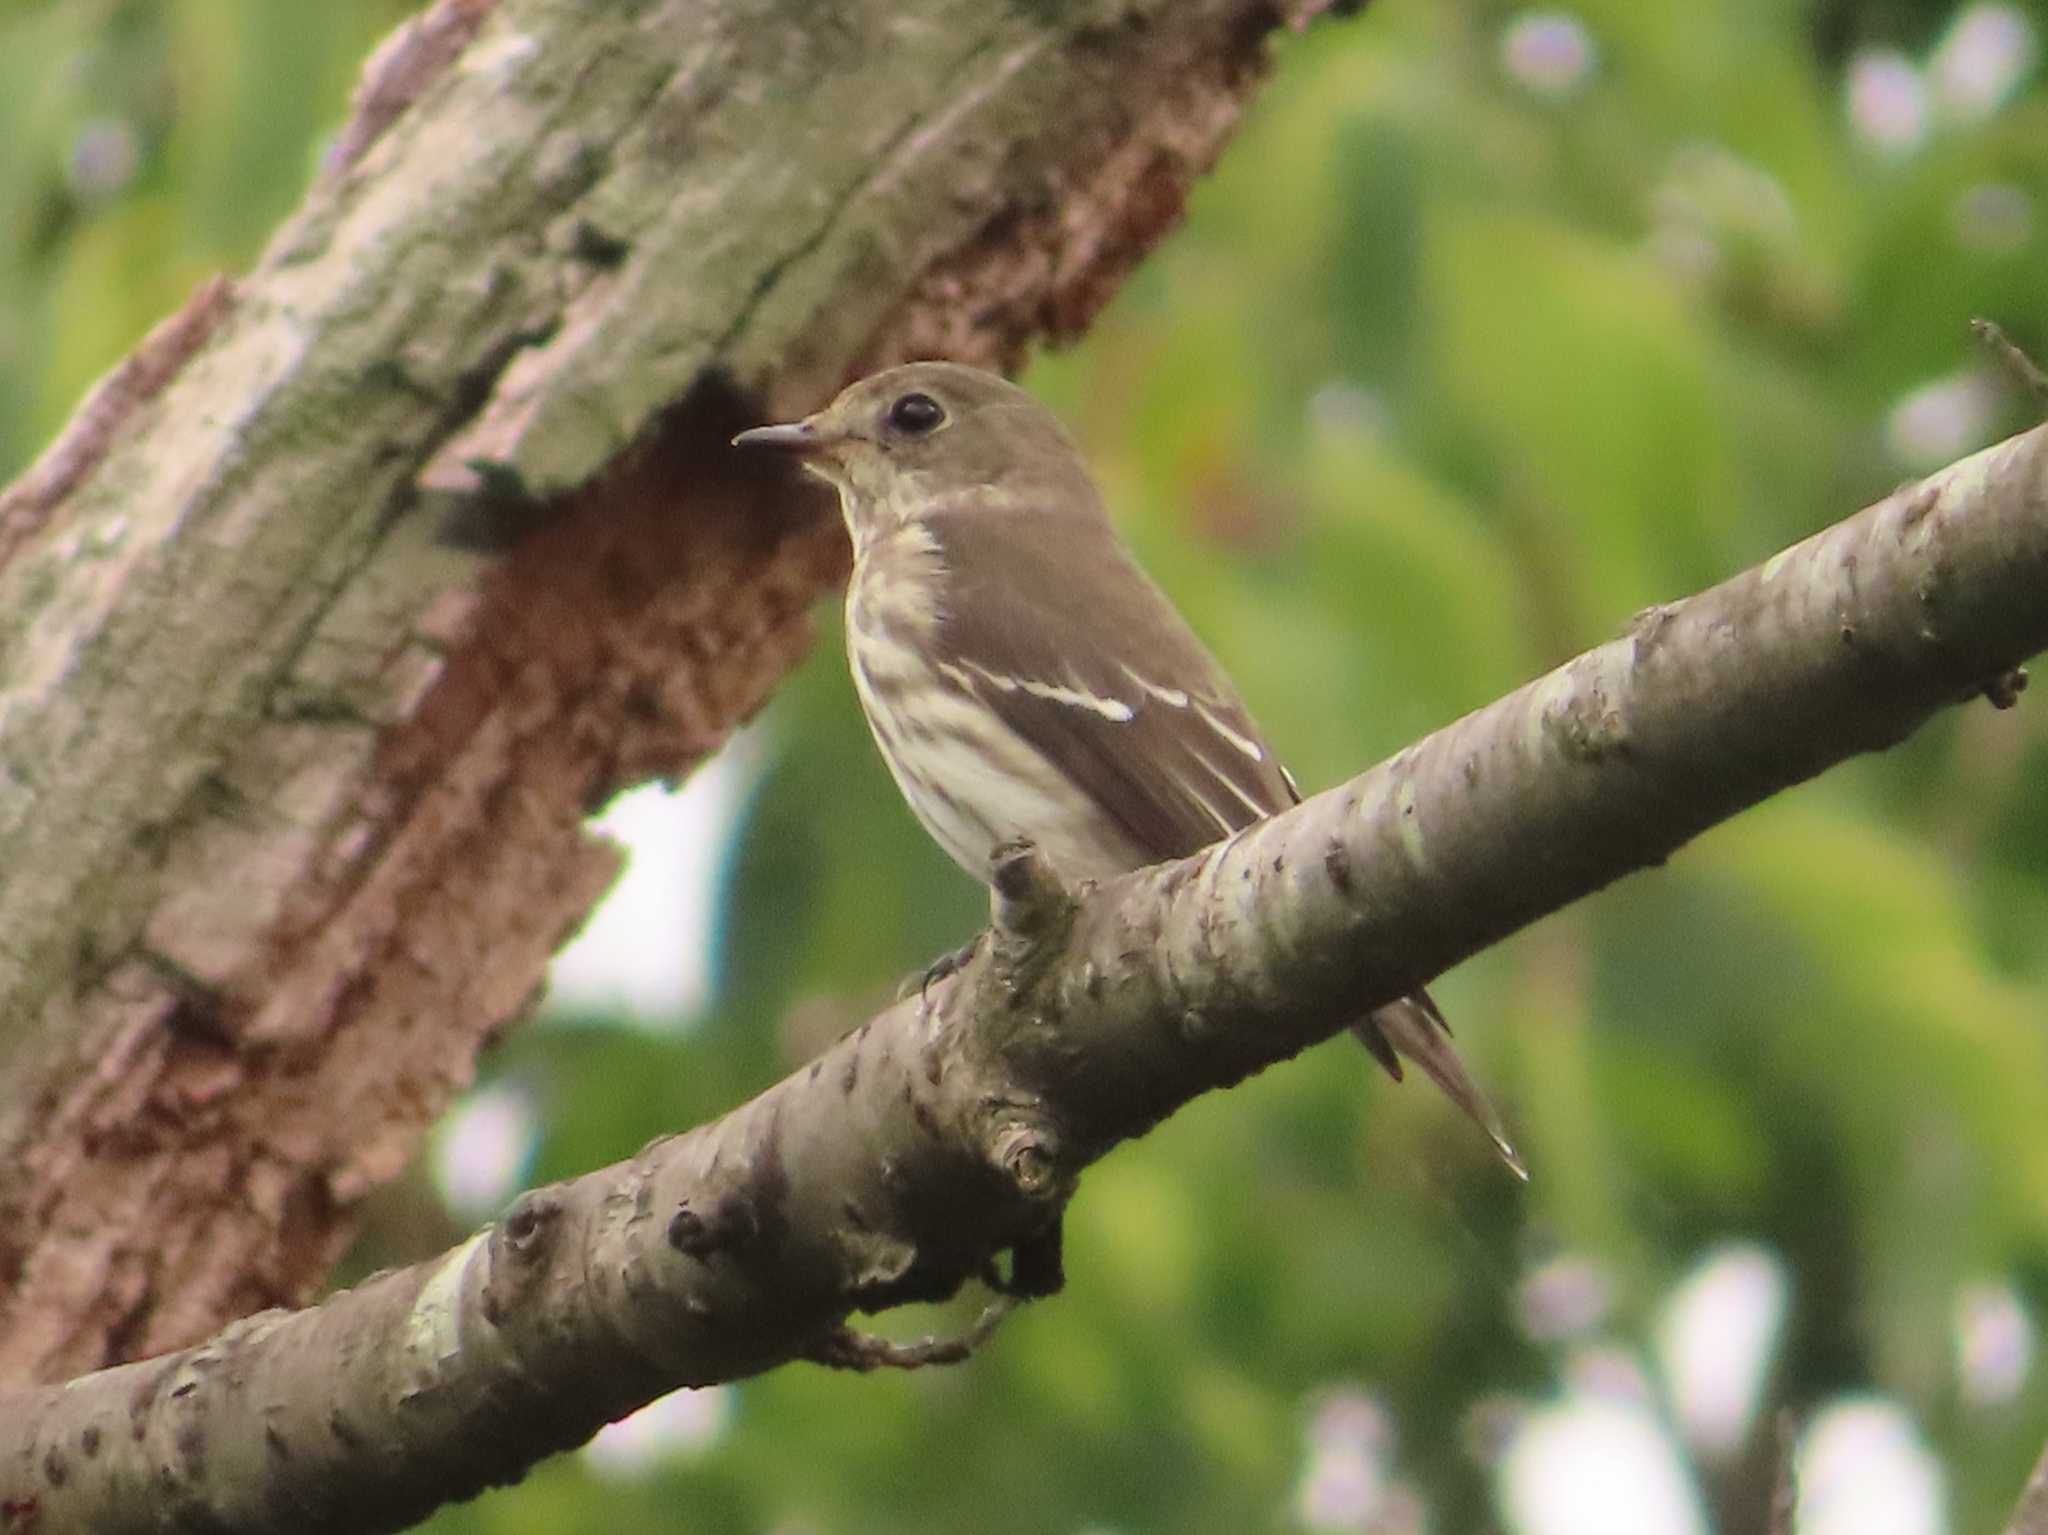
5, 1, 2047, 1532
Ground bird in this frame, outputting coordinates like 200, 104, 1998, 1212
735, 361, 1523, 1177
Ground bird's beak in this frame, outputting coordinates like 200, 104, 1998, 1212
732, 416, 838, 455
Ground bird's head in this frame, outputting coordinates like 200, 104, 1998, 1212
734, 362, 1101, 553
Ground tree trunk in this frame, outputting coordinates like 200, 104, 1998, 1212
0, 0, 1320, 1385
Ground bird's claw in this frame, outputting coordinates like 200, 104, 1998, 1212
981, 1217, 1065, 1299
895, 938, 980, 1012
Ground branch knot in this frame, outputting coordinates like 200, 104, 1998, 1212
986, 1116, 1065, 1202
988, 840, 1075, 943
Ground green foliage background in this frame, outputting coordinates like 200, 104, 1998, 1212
4, 1, 2046, 1531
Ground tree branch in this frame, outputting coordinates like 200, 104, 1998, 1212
3, 413, 2042, 1534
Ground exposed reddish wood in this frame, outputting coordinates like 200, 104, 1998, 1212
323, 0, 502, 180
0, 277, 236, 570
862, 6, 1275, 371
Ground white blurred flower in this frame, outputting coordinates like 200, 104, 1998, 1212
1517, 1254, 1613, 1344
1955, 1280, 2035, 1408
1298, 1445, 1390, 1532
1647, 219, 1725, 284
1794, 1399, 1946, 1535
1645, 143, 1798, 290
1308, 381, 1391, 441
1930, 5, 2037, 122
1298, 1388, 1396, 1532
583, 1386, 734, 1477
1659, 144, 1797, 238
1373, 1484, 1429, 1535
1655, 1243, 1788, 1460
1951, 182, 2034, 254
69, 119, 140, 201
1309, 1386, 1396, 1457
1885, 370, 2000, 469
547, 734, 762, 1027
1498, 1395, 1708, 1535
1847, 50, 1929, 155
1563, 1345, 1655, 1409
430, 1082, 539, 1220
1462, 1393, 1527, 1467
1500, 12, 1598, 100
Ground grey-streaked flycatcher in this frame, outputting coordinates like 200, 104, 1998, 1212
737, 361, 1522, 1176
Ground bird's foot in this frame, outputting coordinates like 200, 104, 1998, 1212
895, 938, 981, 1011
982, 1217, 1065, 1299
1982, 666, 2029, 710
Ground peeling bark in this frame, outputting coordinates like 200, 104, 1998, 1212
0, 0, 1328, 1383
0, 277, 238, 565
0, 416, 2042, 1535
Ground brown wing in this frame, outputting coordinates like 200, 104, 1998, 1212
928, 505, 1524, 1176
929, 510, 1296, 863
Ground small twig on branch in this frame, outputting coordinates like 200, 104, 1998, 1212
1972, 317, 2048, 410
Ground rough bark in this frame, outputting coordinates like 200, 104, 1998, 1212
0, 0, 1320, 1384
0, 414, 2043, 1535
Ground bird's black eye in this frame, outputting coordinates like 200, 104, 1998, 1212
886, 392, 946, 435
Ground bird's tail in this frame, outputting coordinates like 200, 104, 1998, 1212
1351, 992, 1527, 1180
